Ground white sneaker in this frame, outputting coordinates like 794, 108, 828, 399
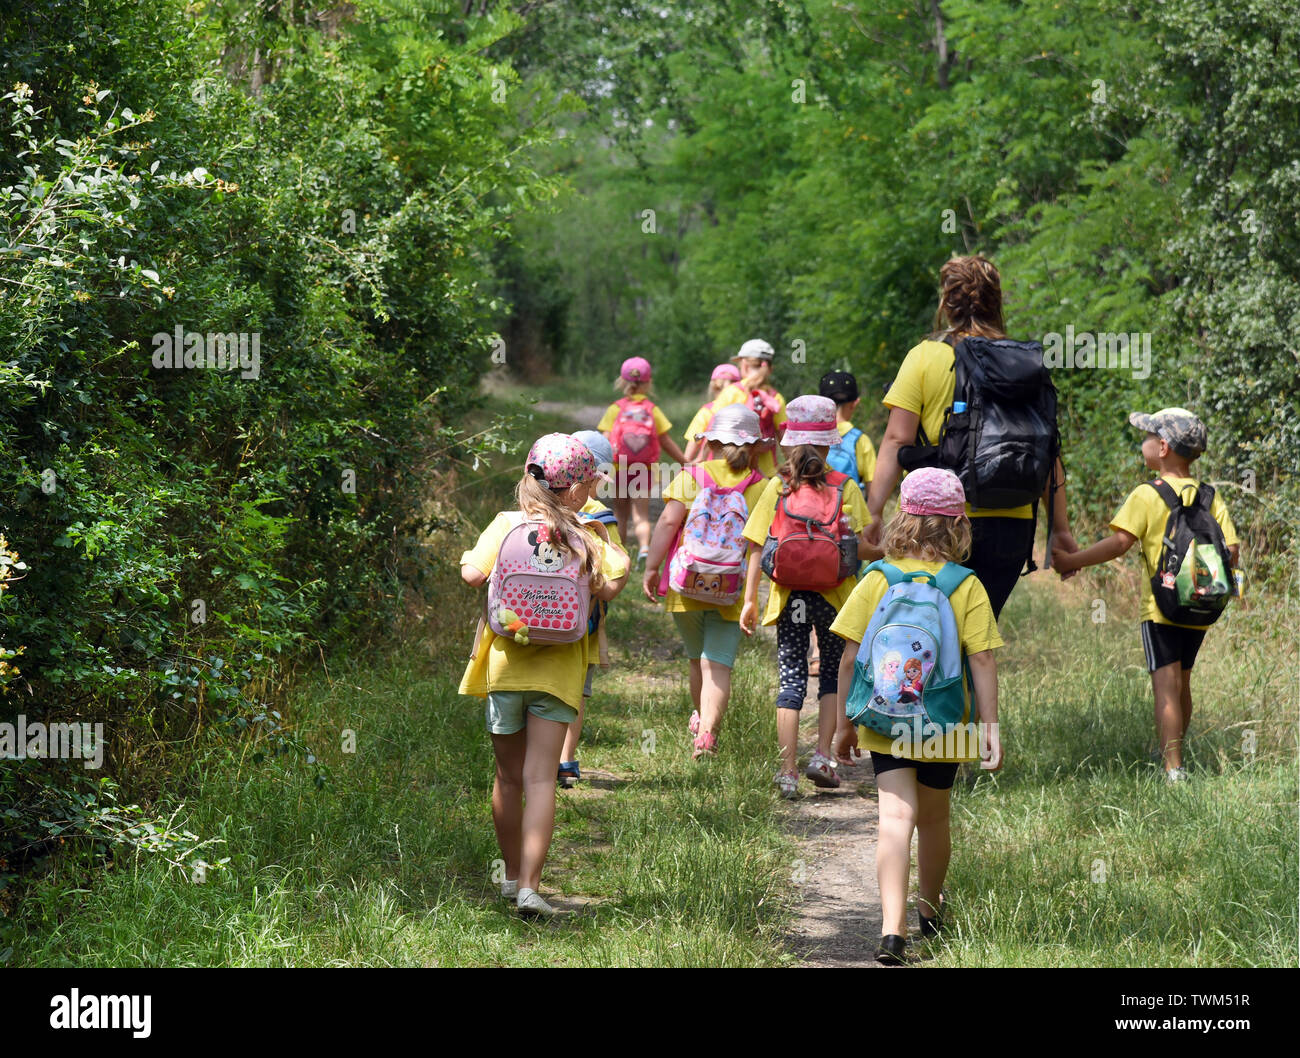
1165, 767, 1188, 784
517, 887, 555, 917
501, 879, 518, 900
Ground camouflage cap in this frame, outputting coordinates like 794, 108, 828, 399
1128, 407, 1207, 458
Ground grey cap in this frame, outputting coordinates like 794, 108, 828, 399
698, 403, 762, 445
1129, 407, 1207, 458
572, 429, 613, 467
731, 338, 775, 363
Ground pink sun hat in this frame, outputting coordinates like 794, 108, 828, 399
526, 432, 610, 489
899, 467, 966, 517
621, 356, 652, 382
710, 363, 741, 383
780, 394, 842, 448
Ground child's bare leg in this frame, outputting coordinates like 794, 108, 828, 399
632, 495, 651, 554
916, 783, 953, 922
816, 692, 838, 760
698, 657, 732, 736
777, 706, 800, 775
1179, 667, 1194, 740
688, 659, 702, 711
876, 768, 919, 937
490, 730, 527, 882
1151, 662, 1184, 770
519, 714, 568, 892
612, 497, 630, 546
562, 698, 585, 763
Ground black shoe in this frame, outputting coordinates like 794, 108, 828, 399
876, 934, 906, 965
918, 912, 942, 939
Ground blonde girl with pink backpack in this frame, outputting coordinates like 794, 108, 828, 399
460, 434, 630, 916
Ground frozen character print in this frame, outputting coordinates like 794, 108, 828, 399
897, 657, 924, 704
877, 650, 902, 697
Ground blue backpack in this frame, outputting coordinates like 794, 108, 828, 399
578, 507, 618, 635
826, 425, 863, 489
845, 560, 974, 742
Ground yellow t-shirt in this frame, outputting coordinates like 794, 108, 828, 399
837, 420, 878, 485
459, 512, 629, 709
742, 475, 872, 625
579, 497, 625, 553
885, 339, 1033, 519
659, 459, 768, 621
1109, 475, 1239, 628
711, 383, 788, 477
684, 404, 714, 445
597, 394, 672, 437
830, 557, 1003, 762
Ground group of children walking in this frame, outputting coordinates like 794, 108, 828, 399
459, 320, 1239, 963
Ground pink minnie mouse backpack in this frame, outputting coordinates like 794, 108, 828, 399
487, 515, 591, 645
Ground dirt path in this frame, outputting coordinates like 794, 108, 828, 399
783, 685, 885, 967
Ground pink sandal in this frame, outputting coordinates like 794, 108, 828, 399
692, 730, 717, 759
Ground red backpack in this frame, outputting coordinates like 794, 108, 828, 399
759, 470, 859, 590
610, 397, 660, 465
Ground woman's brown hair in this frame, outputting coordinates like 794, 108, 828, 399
931, 254, 1007, 341
882, 511, 972, 564
516, 473, 606, 592
779, 444, 831, 494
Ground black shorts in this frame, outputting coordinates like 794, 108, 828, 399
1141, 621, 1207, 672
869, 751, 960, 790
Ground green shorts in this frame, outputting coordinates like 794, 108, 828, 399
672, 610, 743, 669
485, 690, 578, 735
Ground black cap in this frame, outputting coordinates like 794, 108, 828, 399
819, 370, 859, 404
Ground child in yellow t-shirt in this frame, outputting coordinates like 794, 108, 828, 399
460, 434, 629, 916
683, 363, 741, 463
831, 467, 1002, 964
1053, 408, 1239, 783
642, 404, 766, 758
738, 395, 873, 799
598, 357, 688, 568
709, 338, 788, 477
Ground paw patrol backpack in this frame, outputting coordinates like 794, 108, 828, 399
487, 515, 592, 645
667, 465, 760, 605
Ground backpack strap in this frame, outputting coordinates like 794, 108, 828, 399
1147, 477, 1182, 511
579, 506, 618, 527
934, 562, 974, 597
863, 559, 905, 585
691, 464, 759, 495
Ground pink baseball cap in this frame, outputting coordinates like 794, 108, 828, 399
780, 394, 842, 448
526, 432, 609, 489
710, 363, 741, 383
621, 356, 652, 382
899, 467, 966, 517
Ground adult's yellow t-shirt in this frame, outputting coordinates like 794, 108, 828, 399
829, 557, 1003, 762
659, 459, 768, 621
742, 475, 872, 625
884, 339, 1033, 519
597, 394, 672, 437
1109, 475, 1239, 629
459, 512, 629, 709
837, 420, 878, 485
710, 383, 788, 477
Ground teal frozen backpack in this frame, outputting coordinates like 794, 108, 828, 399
845, 560, 974, 741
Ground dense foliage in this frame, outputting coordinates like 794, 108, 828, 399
496, 0, 1298, 549
0, 0, 563, 868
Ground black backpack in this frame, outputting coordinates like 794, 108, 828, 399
899, 334, 1059, 510
1145, 479, 1235, 626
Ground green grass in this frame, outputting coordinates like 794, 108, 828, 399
6, 389, 1296, 966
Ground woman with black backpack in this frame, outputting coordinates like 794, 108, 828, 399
864, 255, 1079, 618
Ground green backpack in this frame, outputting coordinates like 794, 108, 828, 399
1146, 479, 1235, 627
